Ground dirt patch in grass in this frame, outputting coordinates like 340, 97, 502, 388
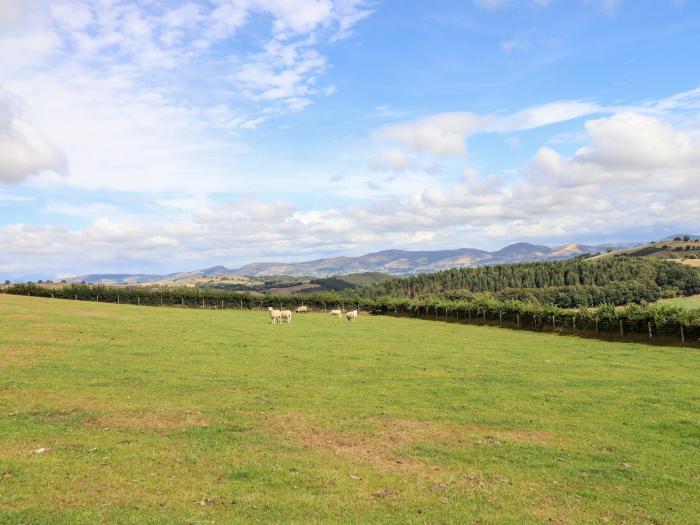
271, 414, 559, 474
89, 412, 211, 432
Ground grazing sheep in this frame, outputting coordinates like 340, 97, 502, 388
268, 306, 282, 325
281, 310, 292, 323
296, 305, 309, 313
328, 309, 342, 318
346, 310, 358, 321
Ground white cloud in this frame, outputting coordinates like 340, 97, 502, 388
0, 89, 66, 182
369, 149, 416, 172
375, 100, 602, 157
377, 113, 486, 156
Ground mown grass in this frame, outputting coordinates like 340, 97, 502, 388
1, 295, 699, 524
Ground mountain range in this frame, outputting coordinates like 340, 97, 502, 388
65, 240, 635, 284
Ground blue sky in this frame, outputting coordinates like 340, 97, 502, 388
1, 0, 699, 279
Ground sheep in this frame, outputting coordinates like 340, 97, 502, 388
296, 305, 309, 314
268, 306, 282, 325
346, 310, 358, 321
281, 310, 292, 323
328, 309, 342, 318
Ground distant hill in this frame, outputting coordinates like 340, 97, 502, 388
65, 240, 633, 284
590, 239, 700, 263
232, 241, 629, 277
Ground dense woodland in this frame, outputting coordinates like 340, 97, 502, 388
353, 257, 700, 305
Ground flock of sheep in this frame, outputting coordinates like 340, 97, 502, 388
267, 305, 358, 324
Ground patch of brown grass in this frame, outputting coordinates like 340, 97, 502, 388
271, 414, 560, 475
89, 412, 211, 432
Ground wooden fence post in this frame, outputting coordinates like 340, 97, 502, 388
181, 297, 184, 307
572, 316, 576, 333
499, 312, 502, 326
117, 295, 120, 304
648, 322, 652, 343
595, 318, 599, 335
680, 325, 685, 344
240, 300, 243, 310
552, 315, 556, 329
137, 297, 140, 305
619, 320, 624, 340
516, 313, 520, 328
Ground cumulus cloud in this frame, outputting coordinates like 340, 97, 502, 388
369, 149, 416, 172
375, 100, 602, 158
0, 89, 66, 183
377, 113, 486, 156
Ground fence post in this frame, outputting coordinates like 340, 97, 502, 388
572, 316, 576, 333
648, 322, 653, 343
680, 325, 685, 344
499, 312, 502, 326
181, 297, 184, 307
552, 315, 556, 329
202, 298, 205, 309
619, 320, 624, 340
137, 297, 140, 305
117, 296, 120, 304
516, 313, 520, 328
160, 297, 163, 306
595, 318, 599, 335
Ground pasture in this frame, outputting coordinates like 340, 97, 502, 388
663, 294, 700, 311
1, 295, 699, 524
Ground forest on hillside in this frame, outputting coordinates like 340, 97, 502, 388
352, 257, 700, 306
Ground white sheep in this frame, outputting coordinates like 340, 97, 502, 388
268, 306, 282, 325
346, 310, 358, 321
328, 309, 342, 318
296, 305, 309, 313
281, 309, 292, 323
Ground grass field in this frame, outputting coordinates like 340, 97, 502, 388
663, 295, 700, 310
1, 295, 699, 524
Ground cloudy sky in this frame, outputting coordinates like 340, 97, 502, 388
1, 0, 699, 279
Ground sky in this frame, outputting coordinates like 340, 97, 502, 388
1, 0, 699, 279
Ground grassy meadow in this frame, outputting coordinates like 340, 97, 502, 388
663, 295, 700, 311
1, 294, 699, 524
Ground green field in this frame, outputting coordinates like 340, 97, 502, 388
1, 295, 699, 524
663, 295, 700, 311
